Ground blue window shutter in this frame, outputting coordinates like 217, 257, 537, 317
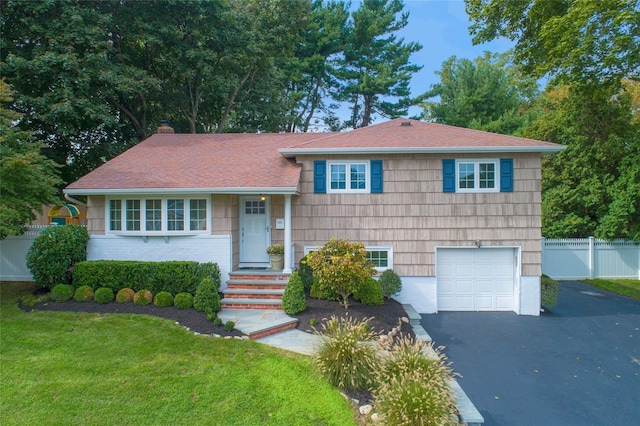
370, 160, 383, 193
314, 160, 326, 193
500, 158, 513, 192
443, 159, 456, 192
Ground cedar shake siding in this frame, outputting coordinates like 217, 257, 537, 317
292, 153, 542, 277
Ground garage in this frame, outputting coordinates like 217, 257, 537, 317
437, 248, 516, 311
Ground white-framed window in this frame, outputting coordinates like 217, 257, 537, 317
327, 161, 369, 193
303, 245, 392, 272
456, 160, 499, 193
107, 196, 210, 234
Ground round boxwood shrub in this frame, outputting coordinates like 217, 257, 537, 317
154, 291, 174, 308
174, 292, 193, 309
379, 269, 402, 298
194, 277, 221, 315
353, 277, 384, 306
94, 287, 115, 304
282, 272, 306, 314
116, 288, 135, 303
74, 285, 94, 302
50, 284, 74, 302
133, 290, 153, 306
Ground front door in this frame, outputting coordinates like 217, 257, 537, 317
239, 196, 270, 264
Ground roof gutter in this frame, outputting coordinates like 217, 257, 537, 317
64, 187, 300, 196
279, 145, 566, 158
64, 192, 87, 207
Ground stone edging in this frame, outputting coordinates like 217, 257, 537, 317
402, 304, 484, 426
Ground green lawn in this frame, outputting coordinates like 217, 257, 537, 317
583, 278, 640, 301
0, 282, 356, 425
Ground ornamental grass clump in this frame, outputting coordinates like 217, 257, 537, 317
313, 315, 379, 393
373, 336, 458, 426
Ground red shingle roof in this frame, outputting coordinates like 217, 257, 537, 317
66, 118, 563, 193
281, 118, 563, 153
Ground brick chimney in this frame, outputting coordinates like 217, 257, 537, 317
157, 120, 174, 134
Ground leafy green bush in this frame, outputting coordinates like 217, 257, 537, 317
313, 316, 379, 393
50, 284, 74, 302
133, 290, 153, 306
373, 337, 457, 426
541, 274, 559, 308
282, 272, 306, 314
94, 287, 114, 304
153, 291, 174, 308
310, 279, 340, 301
116, 288, 135, 303
72, 260, 220, 294
379, 269, 402, 298
26, 225, 89, 289
213, 317, 223, 327
74, 285, 94, 302
174, 292, 193, 309
194, 277, 220, 315
307, 238, 376, 309
298, 254, 315, 292
224, 321, 236, 332
353, 277, 384, 306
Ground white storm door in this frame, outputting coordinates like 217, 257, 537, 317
240, 197, 270, 263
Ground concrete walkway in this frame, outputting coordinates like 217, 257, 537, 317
421, 281, 640, 426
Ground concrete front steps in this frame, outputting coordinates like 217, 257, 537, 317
220, 270, 297, 339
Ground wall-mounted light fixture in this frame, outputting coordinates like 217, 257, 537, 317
475, 240, 481, 248
260, 194, 266, 201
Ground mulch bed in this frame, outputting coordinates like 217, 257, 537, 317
24, 293, 414, 339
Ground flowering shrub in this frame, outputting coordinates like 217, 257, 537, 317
306, 238, 376, 309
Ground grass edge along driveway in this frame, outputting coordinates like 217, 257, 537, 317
0, 282, 356, 426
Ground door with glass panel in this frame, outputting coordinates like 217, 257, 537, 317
239, 196, 270, 263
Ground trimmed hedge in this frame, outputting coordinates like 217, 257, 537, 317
116, 288, 135, 303
282, 272, 306, 314
133, 290, 153, 306
73, 261, 220, 294
74, 285, 94, 302
154, 291, 174, 308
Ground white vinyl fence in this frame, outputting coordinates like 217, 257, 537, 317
0, 225, 51, 281
542, 237, 640, 280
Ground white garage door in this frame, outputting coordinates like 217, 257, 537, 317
437, 248, 515, 311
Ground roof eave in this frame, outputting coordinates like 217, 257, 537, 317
279, 146, 566, 157
64, 187, 300, 196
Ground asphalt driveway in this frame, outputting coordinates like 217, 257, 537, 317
420, 281, 640, 426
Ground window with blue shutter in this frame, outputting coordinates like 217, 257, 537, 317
370, 160, 383, 193
314, 160, 326, 194
443, 159, 456, 192
500, 158, 513, 192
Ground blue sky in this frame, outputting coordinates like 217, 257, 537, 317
336, 0, 514, 124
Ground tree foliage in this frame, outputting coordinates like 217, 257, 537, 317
335, 0, 422, 128
465, 0, 640, 86
527, 84, 640, 239
0, 80, 61, 238
421, 52, 540, 135
26, 225, 90, 289
307, 238, 377, 309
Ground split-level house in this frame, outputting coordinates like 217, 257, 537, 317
65, 118, 564, 316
